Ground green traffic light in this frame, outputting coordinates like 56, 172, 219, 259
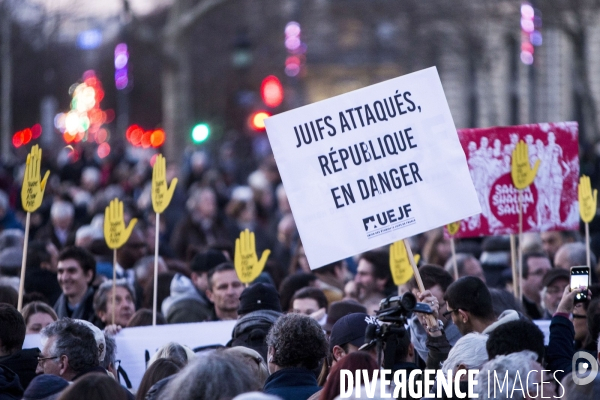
191, 123, 210, 143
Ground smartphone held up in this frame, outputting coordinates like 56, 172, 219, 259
570, 266, 590, 303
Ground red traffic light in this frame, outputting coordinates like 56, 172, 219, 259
261, 75, 284, 108
248, 111, 271, 131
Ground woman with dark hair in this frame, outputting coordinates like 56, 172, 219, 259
135, 359, 181, 400
319, 352, 377, 400
57, 373, 129, 400
264, 313, 328, 400
279, 273, 318, 312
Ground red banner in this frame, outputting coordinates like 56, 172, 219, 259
449, 122, 579, 238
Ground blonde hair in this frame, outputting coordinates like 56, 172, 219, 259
224, 346, 269, 385
147, 342, 196, 368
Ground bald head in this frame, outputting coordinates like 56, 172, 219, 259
554, 242, 595, 270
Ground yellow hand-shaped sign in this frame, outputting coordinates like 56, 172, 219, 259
104, 198, 138, 249
511, 140, 540, 190
579, 175, 597, 223
234, 229, 270, 283
152, 154, 178, 214
389, 240, 414, 285
446, 221, 460, 236
21, 145, 50, 212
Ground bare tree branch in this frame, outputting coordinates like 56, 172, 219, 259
163, 0, 229, 39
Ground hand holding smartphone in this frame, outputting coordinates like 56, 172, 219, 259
570, 266, 590, 303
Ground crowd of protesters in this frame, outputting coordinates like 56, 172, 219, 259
0, 143, 600, 399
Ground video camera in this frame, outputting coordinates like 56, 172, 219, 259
363, 292, 433, 369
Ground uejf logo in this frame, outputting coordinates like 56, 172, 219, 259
362, 203, 416, 239
572, 351, 599, 385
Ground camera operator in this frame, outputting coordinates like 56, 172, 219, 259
416, 276, 519, 369
406, 265, 461, 367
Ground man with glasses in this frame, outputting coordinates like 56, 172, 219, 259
540, 269, 570, 319
36, 318, 103, 381
521, 252, 553, 320
443, 276, 519, 336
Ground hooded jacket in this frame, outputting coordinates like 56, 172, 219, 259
161, 273, 210, 317
0, 348, 39, 390
0, 365, 23, 400
228, 309, 282, 361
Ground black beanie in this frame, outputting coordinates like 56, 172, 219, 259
237, 283, 282, 315
190, 250, 227, 274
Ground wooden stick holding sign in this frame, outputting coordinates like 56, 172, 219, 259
104, 198, 137, 325
151, 154, 178, 326
511, 140, 540, 303
17, 145, 50, 311
446, 222, 461, 281
579, 175, 597, 270
510, 234, 518, 300
396, 238, 438, 329
234, 229, 270, 285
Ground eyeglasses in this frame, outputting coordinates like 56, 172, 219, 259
442, 308, 462, 319
442, 308, 467, 319
37, 355, 59, 365
572, 314, 587, 319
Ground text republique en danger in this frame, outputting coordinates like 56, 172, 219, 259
291, 91, 424, 209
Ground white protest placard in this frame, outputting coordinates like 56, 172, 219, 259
24, 320, 236, 390
265, 67, 481, 268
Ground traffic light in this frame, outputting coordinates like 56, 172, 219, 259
191, 123, 210, 144
285, 21, 306, 77
12, 124, 42, 148
115, 43, 129, 90
520, 2, 541, 65
261, 76, 284, 108
248, 111, 271, 132
126, 125, 165, 148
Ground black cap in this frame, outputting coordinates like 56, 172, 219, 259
323, 300, 367, 332
23, 374, 69, 399
238, 283, 282, 315
542, 268, 570, 288
190, 250, 227, 274
329, 312, 377, 352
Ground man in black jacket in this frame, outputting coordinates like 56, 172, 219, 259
0, 304, 39, 390
229, 282, 282, 361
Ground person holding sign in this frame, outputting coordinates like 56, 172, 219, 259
406, 266, 461, 365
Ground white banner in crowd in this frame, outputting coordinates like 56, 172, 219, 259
24, 320, 237, 390
265, 67, 481, 268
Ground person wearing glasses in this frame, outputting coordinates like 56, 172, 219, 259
36, 318, 104, 381
442, 276, 520, 336
540, 269, 570, 320
520, 252, 553, 320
